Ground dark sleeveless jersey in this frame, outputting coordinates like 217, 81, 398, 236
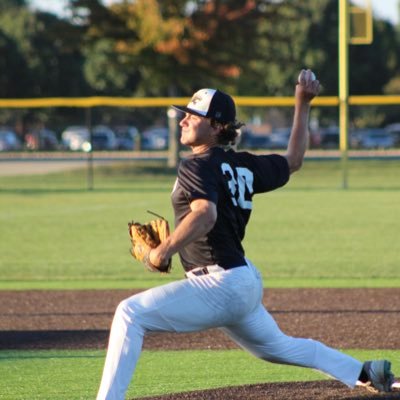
171, 147, 290, 272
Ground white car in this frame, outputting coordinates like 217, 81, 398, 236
61, 126, 90, 151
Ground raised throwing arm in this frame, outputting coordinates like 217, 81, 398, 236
285, 69, 320, 174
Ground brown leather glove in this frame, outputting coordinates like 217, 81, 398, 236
128, 216, 171, 273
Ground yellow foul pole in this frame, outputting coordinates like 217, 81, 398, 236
339, 0, 350, 189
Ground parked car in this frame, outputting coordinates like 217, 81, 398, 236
350, 128, 395, 149
141, 127, 169, 150
0, 128, 22, 151
25, 128, 59, 150
61, 126, 90, 151
91, 125, 117, 151
319, 126, 339, 149
385, 123, 400, 147
239, 129, 271, 149
269, 128, 291, 149
114, 126, 140, 150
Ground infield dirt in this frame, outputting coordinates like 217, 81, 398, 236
1, 288, 399, 399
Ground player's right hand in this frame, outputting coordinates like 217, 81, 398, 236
296, 69, 320, 103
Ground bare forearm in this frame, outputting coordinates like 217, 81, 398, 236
286, 100, 311, 173
285, 69, 320, 174
161, 208, 214, 259
150, 199, 217, 266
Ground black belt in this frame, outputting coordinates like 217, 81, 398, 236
189, 267, 210, 276
185, 263, 244, 278
185, 266, 220, 278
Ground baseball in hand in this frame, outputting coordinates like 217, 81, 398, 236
298, 70, 316, 83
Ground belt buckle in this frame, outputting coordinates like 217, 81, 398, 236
185, 266, 211, 279
193, 267, 209, 276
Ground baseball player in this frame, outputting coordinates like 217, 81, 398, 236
96, 70, 395, 399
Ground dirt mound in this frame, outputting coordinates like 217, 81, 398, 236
139, 381, 400, 400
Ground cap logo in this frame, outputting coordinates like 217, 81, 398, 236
186, 89, 216, 116
191, 94, 202, 105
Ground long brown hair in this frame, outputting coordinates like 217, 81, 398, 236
211, 119, 245, 145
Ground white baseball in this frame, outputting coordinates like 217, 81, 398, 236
298, 70, 316, 83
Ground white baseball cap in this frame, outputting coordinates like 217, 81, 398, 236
173, 88, 236, 123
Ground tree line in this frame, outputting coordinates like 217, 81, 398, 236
1, 0, 399, 133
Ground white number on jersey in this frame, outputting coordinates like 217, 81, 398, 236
221, 163, 254, 209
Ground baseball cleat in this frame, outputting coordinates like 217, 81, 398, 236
357, 360, 395, 393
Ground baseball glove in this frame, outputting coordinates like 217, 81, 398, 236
128, 212, 171, 273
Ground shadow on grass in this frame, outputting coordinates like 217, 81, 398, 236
0, 330, 109, 352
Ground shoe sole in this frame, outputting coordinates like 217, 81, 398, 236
356, 379, 399, 391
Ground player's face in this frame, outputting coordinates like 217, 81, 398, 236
179, 113, 218, 151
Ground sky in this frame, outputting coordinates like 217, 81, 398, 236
28, 0, 400, 26
352, 0, 399, 25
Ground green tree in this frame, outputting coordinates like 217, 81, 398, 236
303, 0, 400, 127
70, 0, 329, 97
349, 19, 399, 95
0, 4, 88, 97
0, 2, 91, 135
305, 0, 399, 96
0, 0, 26, 11
0, 30, 30, 98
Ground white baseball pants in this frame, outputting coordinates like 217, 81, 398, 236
96, 261, 363, 400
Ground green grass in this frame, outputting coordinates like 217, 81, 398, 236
0, 349, 398, 399
0, 159, 400, 289
0, 160, 398, 399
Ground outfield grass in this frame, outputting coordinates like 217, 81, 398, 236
0, 159, 399, 400
0, 349, 398, 399
0, 159, 399, 289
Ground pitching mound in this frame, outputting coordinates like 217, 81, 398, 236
140, 381, 400, 400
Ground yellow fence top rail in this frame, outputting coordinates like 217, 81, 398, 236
0, 95, 399, 108
348, 95, 400, 105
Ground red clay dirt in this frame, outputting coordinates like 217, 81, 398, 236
1, 288, 399, 400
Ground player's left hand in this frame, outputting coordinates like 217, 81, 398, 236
128, 217, 172, 273
148, 246, 170, 269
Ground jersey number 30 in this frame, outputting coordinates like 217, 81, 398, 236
221, 163, 254, 210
